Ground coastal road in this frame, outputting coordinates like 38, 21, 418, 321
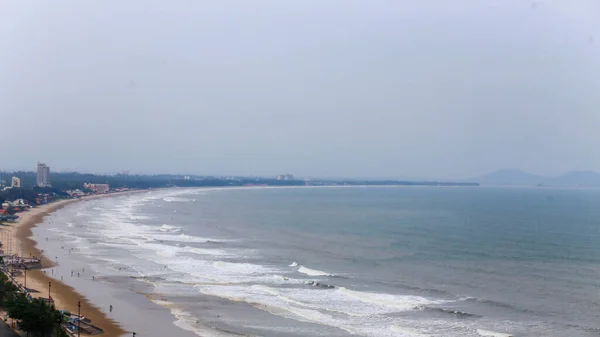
0, 322, 20, 337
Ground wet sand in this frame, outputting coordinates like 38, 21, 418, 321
2, 194, 135, 337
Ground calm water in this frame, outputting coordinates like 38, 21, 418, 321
34, 187, 600, 336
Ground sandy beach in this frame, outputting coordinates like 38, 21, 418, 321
1, 194, 131, 337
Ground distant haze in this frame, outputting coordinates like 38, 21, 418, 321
1, 1, 599, 179
473, 169, 600, 186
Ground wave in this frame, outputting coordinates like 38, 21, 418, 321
380, 280, 452, 297
476, 329, 513, 337
194, 283, 448, 336
213, 261, 273, 275
151, 299, 245, 337
129, 215, 152, 221
464, 297, 536, 314
289, 261, 298, 267
47, 227, 67, 233
305, 281, 336, 289
148, 233, 222, 243
159, 224, 182, 232
163, 197, 195, 203
297, 265, 334, 277
419, 306, 481, 318
337, 287, 444, 311
390, 325, 429, 336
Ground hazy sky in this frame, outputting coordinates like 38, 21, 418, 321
1, 1, 599, 179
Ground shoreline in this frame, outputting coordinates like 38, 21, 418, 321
2, 193, 139, 337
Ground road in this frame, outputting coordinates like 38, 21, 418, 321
0, 321, 20, 337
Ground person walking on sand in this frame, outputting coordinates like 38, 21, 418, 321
110, 305, 113, 312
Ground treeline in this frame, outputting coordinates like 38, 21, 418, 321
0, 187, 68, 205
319, 180, 479, 186
1, 171, 306, 191
1, 171, 478, 192
0, 273, 67, 337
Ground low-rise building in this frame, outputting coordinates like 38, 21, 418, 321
11, 176, 20, 188
84, 183, 110, 194
67, 189, 86, 198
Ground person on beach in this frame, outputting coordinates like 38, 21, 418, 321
110, 305, 113, 312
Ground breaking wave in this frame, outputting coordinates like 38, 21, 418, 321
297, 265, 335, 277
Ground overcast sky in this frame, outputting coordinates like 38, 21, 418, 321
1, 1, 598, 179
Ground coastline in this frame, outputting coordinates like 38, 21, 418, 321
2, 193, 137, 337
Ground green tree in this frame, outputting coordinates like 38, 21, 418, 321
5, 296, 64, 337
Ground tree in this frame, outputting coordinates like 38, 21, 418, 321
5, 296, 64, 337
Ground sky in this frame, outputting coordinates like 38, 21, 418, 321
1, 1, 599, 179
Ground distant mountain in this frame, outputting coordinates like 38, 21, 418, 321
545, 170, 600, 186
473, 169, 600, 186
472, 169, 545, 185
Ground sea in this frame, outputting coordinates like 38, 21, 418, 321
33, 186, 600, 337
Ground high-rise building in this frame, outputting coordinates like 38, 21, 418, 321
36, 162, 50, 187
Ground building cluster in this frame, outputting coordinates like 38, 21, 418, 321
276, 174, 295, 181
1, 176, 20, 191
83, 183, 110, 194
0, 198, 31, 220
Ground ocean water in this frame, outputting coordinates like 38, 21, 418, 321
33, 186, 600, 336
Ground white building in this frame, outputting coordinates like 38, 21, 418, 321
83, 183, 109, 194
11, 177, 20, 188
36, 162, 50, 187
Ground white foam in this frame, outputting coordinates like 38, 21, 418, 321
163, 197, 195, 203
144, 233, 221, 243
129, 215, 152, 220
390, 325, 429, 336
150, 299, 234, 337
477, 329, 513, 337
194, 284, 446, 336
159, 224, 182, 232
337, 287, 441, 311
289, 261, 298, 267
212, 261, 274, 275
46, 227, 67, 233
297, 265, 334, 277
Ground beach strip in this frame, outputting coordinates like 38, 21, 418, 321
2, 195, 130, 337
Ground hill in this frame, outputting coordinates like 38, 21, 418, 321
545, 170, 600, 186
472, 169, 545, 185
